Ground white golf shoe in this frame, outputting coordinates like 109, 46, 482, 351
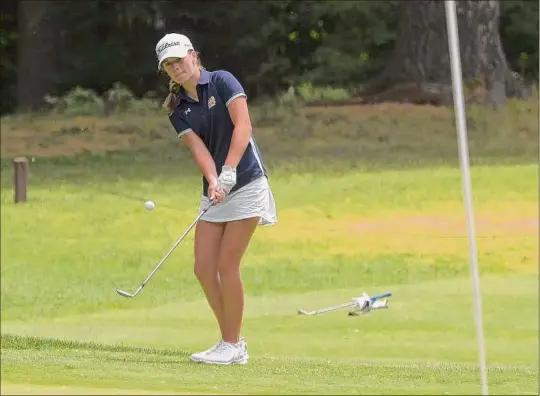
193, 338, 248, 365
190, 340, 225, 363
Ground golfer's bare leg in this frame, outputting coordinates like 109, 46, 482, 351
218, 216, 259, 343
194, 220, 226, 336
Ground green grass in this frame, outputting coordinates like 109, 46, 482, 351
1, 276, 538, 395
1, 101, 538, 394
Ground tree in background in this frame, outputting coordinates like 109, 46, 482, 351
499, 0, 539, 82
362, 0, 534, 106
2, 0, 538, 115
16, 0, 59, 111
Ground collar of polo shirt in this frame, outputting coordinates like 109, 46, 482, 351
176, 70, 210, 102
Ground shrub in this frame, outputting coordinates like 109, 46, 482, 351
44, 86, 104, 116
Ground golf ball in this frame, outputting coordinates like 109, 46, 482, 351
144, 200, 155, 211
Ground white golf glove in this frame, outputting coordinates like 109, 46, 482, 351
217, 165, 236, 197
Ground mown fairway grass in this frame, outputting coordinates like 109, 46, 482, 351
1, 101, 538, 394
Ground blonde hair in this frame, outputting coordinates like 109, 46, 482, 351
162, 50, 205, 113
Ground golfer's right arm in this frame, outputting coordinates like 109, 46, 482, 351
170, 112, 219, 191
180, 131, 218, 187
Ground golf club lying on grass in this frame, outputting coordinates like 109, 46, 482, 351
297, 291, 392, 316
116, 203, 213, 298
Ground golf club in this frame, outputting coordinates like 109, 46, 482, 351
115, 202, 213, 298
348, 298, 389, 316
298, 291, 392, 316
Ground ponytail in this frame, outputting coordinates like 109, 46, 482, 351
162, 79, 180, 113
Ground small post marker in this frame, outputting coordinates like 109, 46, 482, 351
13, 157, 29, 203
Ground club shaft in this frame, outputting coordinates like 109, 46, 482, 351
135, 205, 211, 289
313, 301, 356, 314
300, 291, 392, 315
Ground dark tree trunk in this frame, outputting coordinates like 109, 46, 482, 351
16, 0, 59, 111
364, 0, 530, 106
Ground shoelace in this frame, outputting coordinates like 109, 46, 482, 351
214, 342, 233, 355
202, 340, 223, 354
213, 340, 225, 349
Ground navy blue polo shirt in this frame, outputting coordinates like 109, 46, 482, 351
169, 69, 267, 197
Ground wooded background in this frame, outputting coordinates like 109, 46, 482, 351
1, 0, 538, 115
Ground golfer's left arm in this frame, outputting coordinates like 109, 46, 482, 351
217, 72, 252, 169
224, 97, 252, 168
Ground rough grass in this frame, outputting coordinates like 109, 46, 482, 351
0, 100, 538, 394
1, 98, 537, 170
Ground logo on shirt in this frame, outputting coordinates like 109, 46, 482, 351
184, 108, 191, 115
208, 96, 216, 109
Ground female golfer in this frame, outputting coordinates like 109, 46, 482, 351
155, 33, 277, 365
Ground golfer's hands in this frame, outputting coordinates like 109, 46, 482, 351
217, 165, 236, 197
208, 177, 223, 205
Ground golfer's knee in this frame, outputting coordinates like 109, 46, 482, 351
193, 260, 217, 283
217, 258, 240, 278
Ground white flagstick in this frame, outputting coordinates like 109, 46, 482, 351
444, 1, 488, 395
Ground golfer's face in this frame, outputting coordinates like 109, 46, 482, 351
163, 55, 194, 84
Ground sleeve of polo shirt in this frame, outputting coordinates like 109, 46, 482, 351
215, 70, 247, 106
169, 111, 193, 139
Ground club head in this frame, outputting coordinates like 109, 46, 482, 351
116, 289, 135, 298
297, 309, 314, 316
348, 299, 389, 316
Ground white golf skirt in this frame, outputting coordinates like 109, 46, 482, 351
199, 176, 278, 226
